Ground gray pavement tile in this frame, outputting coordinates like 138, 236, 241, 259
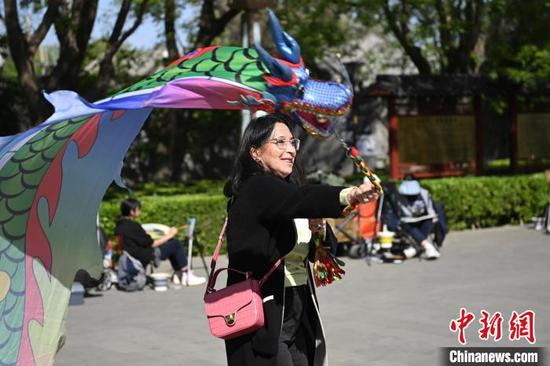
54, 226, 550, 365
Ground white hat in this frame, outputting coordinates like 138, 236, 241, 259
399, 180, 421, 195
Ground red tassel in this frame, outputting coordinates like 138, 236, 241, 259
312, 234, 345, 287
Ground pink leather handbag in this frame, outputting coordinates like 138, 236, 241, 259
204, 218, 283, 340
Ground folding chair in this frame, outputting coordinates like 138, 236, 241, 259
183, 217, 209, 283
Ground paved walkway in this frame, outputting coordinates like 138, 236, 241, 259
55, 226, 550, 366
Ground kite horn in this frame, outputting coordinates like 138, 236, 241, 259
267, 9, 301, 64
255, 42, 294, 82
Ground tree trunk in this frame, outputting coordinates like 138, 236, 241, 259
3, 0, 60, 125
47, 0, 99, 93
95, 0, 149, 98
164, 0, 179, 61
194, 0, 240, 48
382, 1, 432, 74
164, 0, 241, 181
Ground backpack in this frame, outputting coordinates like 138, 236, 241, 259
117, 251, 147, 291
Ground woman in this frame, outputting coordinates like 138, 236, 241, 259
223, 113, 376, 365
114, 198, 206, 285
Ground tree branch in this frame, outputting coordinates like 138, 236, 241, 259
3, 0, 26, 63
216, 7, 240, 33
449, 0, 485, 73
108, 0, 132, 48
49, 0, 98, 90
194, 0, 240, 48
164, 0, 178, 60
3, 0, 56, 122
95, 0, 149, 97
28, 0, 61, 52
435, 0, 451, 52
117, 0, 149, 50
75, 0, 98, 53
383, 0, 432, 74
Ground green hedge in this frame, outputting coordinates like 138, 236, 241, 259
100, 193, 227, 255
99, 173, 548, 253
422, 173, 548, 230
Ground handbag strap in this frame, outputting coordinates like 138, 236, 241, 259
258, 257, 284, 286
209, 217, 228, 270
206, 217, 228, 291
206, 217, 284, 293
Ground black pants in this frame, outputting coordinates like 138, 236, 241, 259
277, 285, 315, 366
402, 219, 433, 245
158, 239, 187, 270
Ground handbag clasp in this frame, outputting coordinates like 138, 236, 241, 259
225, 313, 236, 326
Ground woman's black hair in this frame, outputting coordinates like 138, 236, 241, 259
225, 113, 295, 197
120, 198, 141, 216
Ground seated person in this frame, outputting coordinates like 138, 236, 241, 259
114, 198, 206, 286
397, 175, 440, 260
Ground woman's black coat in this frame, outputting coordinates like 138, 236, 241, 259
224, 174, 344, 365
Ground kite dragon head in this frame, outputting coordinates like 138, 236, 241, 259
255, 10, 353, 138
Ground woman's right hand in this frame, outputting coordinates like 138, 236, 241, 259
308, 218, 325, 234
347, 182, 377, 206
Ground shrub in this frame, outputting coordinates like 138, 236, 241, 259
100, 193, 227, 254
422, 173, 548, 230
99, 173, 548, 253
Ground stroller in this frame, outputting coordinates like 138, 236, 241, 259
381, 181, 448, 258
337, 181, 448, 262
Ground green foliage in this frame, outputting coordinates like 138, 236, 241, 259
99, 174, 548, 255
100, 193, 227, 255
422, 173, 548, 230
0, 57, 18, 79
102, 179, 225, 200
484, 0, 550, 87
351, 0, 492, 74
504, 46, 550, 88
274, 0, 361, 76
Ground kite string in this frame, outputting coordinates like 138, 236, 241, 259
332, 131, 384, 216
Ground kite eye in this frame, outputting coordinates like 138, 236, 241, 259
296, 84, 305, 98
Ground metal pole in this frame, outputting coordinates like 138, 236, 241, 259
185, 217, 196, 286
240, 12, 251, 136
240, 9, 263, 136
231, 0, 275, 135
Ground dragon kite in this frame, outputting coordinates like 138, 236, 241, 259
0, 10, 357, 365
